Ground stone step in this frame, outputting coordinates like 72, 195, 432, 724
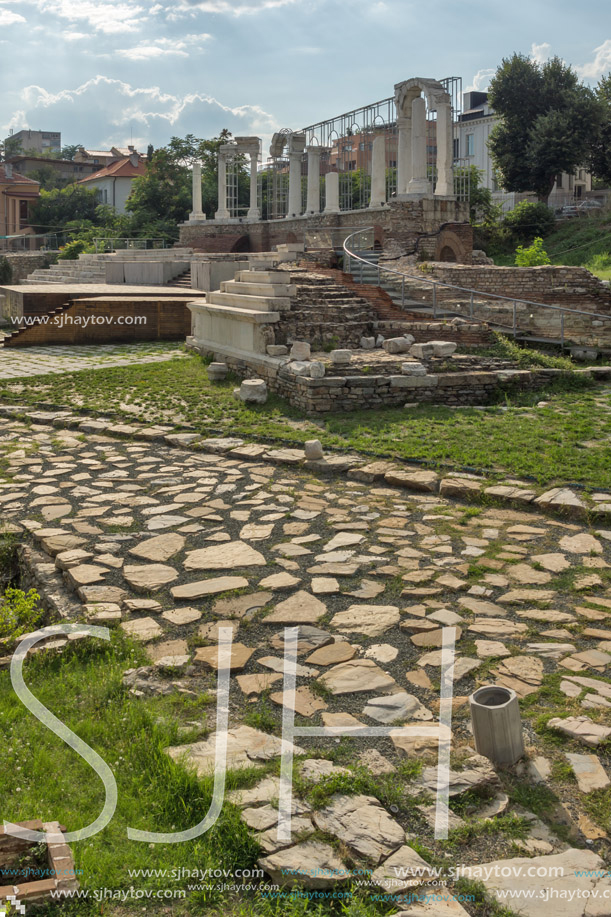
235, 270, 288, 285
221, 280, 296, 298
206, 290, 291, 312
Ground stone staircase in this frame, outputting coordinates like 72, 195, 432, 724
24, 254, 108, 285
166, 268, 193, 289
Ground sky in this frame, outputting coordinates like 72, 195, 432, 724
0, 0, 610, 157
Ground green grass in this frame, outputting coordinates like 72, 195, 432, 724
1, 352, 611, 488
491, 211, 611, 270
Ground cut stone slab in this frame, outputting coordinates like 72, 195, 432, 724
120, 617, 162, 642
123, 563, 178, 593
161, 606, 202, 626
269, 626, 333, 654
548, 715, 611, 747
530, 552, 571, 572
236, 673, 283, 696
227, 775, 281, 808
566, 753, 609, 792
473, 848, 611, 917
384, 469, 439, 493
64, 564, 107, 587
183, 540, 265, 570
129, 533, 185, 562
417, 755, 499, 796
329, 604, 400, 637
263, 590, 327, 624
299, 759, 351, 783
270, 686, 328, 717
469, 618, 529, 638
364, 643, 399, 663
258, 572, 300, 590
507, 563, 552, 585
559, 533, 603, 555
197, 619, 239, 642
475, 640, 511, 658
212, 591, 272, 619
306, 642, 357, 666
258, 841, 347, 889
359, 748, 396, 775
171, 576, 249, 600
318, 659, 396, 695
194, 642, 254, 672
371, 844, 436, 894
393, 898, 471, 917
363, 692, 433, 723
166, 725, 304, 774
312, 794, 404, 864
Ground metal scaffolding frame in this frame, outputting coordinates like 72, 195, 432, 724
261, 77, 464, 219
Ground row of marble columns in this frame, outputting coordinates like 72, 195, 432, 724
190, 93, 454, 222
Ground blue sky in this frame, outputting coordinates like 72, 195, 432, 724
0, 0, 609, 155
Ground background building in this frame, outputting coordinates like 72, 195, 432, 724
3, 129, 61, 155
78, 153, 146, 213
0, 163, 40, 247
458, 91, 593, 211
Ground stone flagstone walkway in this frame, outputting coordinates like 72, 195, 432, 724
0, 343, 185, 379
0, 416, 610, 915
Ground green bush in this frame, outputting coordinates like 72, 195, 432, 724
0, 256, 12, 285
515, 236, 551, 266
57, 239, 89, 261
503, 201, 556, 242
0, 587, 44, 643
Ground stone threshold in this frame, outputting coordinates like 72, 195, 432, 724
0, 404, 609, 527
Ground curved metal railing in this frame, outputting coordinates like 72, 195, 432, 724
342, 227, 611, 347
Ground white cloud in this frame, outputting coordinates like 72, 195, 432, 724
63, 30, 88, 40
0, 8, 25, 24
38, 0, 146, 33
116, 32, 211, 60
7, 75, 279, 148
466, 68, 495, 93
167, 0, 298, 18
530, 41, 551, 65
576, 40, 611, 81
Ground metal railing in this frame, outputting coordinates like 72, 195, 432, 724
93, 238, 168, 253
342, 227, 611, 348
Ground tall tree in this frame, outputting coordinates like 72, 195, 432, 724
589, 73, 611, 187
488, 53, 599, 202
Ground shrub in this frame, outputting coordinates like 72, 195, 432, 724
0, 587, 44, 643
0, 256, 12, 284
503, 201, 556, 242
57, 239, 89, 261
515, 236, 551, 266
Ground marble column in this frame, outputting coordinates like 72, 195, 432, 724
434, 100, 454, 197
214, 151, 230, 220
189, 162, 205, 221
324, 170, 340, 213
408, 96, 430, 194
306, 146, 322, 214
247, 150, 260, 219
369, 134, 387, 208
396, 115, 411, 195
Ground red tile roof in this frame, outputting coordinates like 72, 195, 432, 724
0, 165, 40, 185
79, 156, 147, 183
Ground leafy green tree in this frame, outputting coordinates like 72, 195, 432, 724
515, 236, 551, 266
502, 200, 556, 241
0, 136, 23, 160
589, 73, 611, 187
60, 144, 82, 161
488, 53, 599, 202
29, 184, 101, 233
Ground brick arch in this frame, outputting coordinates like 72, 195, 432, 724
231, 235, 251, 253
435, 226, 472, 264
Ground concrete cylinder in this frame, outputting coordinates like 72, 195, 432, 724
469, 685, 524, 767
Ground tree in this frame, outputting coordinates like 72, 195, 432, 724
29, 185, 101, 233
0, 136, 23, 161
127, 130, 245, 230
60, 144, 82, 161
589, 73, 611, 187
488, 53, 599, 202
502, 200, 556, 241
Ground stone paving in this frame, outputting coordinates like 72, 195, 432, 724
0, 417, 610, 915
0, 342, 186, 379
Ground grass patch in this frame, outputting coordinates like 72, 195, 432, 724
1, 353, 610, 488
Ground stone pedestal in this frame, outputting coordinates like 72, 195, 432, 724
248, 151, 260, 220
435, 101, 453, 197
287, 133, 306, 219
324, 171, 340, 213
370, 135, 387, 208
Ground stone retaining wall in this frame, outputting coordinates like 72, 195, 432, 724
1, 251, 57, 283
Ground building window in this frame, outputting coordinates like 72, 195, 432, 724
19, 199, 29, 229
359, 142, 365, 151
556, 173, 563, 189
569, 175, 574, 191
453, 138, 459, 160
466, 134, 474, 157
